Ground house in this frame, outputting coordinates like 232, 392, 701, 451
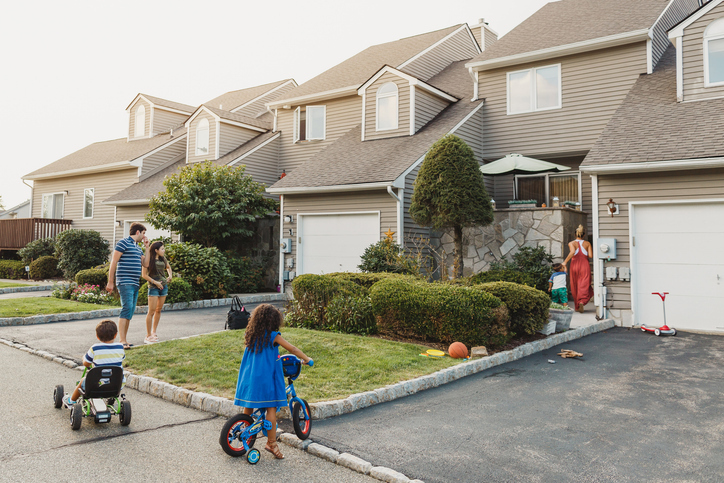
580, 0, 724, 333
0, 200, 30, 219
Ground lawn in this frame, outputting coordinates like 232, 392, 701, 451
124, 328, 464, 403
0, 281, 35, 288
0, 298, 113, 317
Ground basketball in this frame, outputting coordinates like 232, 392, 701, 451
448, 342, 468, 359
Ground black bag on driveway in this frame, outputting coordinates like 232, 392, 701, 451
226, 296, 250, 330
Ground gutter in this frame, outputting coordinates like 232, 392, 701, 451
580, 157, 724, 174
23, 161, 133, 181
266, 85, 359, 110
102, 198, 150, 206
267, 181, 400, 195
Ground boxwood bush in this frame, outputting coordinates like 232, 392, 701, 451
19, 238, 56, 265
137, 277, 197, 306
29, 256, 61, 279
75, 267, 108, 287
286, 274, 366, 330
165, 243, 231, 298
468, 269, 538, 288
476, 281, 550, 336
370, 278, 510, 347
326, 272, 416, 289
0, 260, 26, 279
55, 229, 110, 280
325, 294, 377, 335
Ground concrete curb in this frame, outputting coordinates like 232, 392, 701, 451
0, 318, 614, 483
0, 292, 290, 326
0, 284, 55, 294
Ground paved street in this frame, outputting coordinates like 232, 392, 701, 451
0, 343, 374, 483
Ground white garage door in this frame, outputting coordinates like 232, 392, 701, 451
633, 202, 724, 332
299, 213, 380, 275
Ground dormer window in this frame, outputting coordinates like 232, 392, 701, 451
704, 18, 724, 86
196, 118, 209, 156
507, 64, 561, 115
293, 106, 325, 142
134, 105, 145, 137
376, 82, 399, 131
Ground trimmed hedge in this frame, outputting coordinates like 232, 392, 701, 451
476, 281, 550, 336
0, 260, 26, 279
326, 272, 416, 289
19, 238, 56, 265
75, 267, 108, 287
469, 269, 538, 288
370, 278, 510, 347
29, 256, 61, 279
325, 294, 377, 335
287, 274, 366, 330
137, 277, 196, 306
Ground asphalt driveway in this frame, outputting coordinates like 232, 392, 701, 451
310, 328, 724, 482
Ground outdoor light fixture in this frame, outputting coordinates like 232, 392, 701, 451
283, 215, 293, 223
606, 198, 618, 217
115, 220, 122, 227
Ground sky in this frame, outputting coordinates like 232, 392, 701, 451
0, 0, 551, 210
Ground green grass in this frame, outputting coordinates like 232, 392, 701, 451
0, 298, 111, 317
124, 328, 464, 403
0, 281, 36, 288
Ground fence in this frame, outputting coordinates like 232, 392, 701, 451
0, 218, 72, 250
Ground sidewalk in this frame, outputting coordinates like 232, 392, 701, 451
570, 301, 599, 329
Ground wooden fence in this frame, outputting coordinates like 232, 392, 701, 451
0, 218, 72, 251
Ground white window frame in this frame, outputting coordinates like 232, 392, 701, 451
376, 82, 399, 131
195, 118, 210, 156
305, 105, 326, 141
506, 64, 562, 115
703, 19, 724, 87
514, 171, 581, 208
293, 107, 301, 143
41, 192, 65, 219
83, 188, 94, 219
134, 105, 145, 137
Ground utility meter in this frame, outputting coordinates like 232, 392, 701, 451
597, 238, 617, 260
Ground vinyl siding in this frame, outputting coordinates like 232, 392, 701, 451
404, 164, 431, 250
187, 112, 217, 163
479, 42, 648, 159
140, 137, 186, 177
114, 205, 180, 245
472, 26, 484, 51
450, 103, 484, 161
483, 28, 498, 51
218, 123, 258, 159
365, 72, 410, 140
597, 167, 724, 309
651, 0, 700, 68
233, 82, 297, 119
277, 95, 361, 174
281, 190, 397, 263
230, 136, 281, 189
129, 99, 152, 140
32, 168, 138, 244
152, 108, 188, 135
414, 88, 450, 133
682, 1, 724, 101
401, 27, 479, 82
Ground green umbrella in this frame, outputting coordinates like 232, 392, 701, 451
480, 153, 571, 175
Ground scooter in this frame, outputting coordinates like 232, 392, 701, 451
640, 292, 676, 336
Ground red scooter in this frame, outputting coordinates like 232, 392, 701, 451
640, 292, 676, 336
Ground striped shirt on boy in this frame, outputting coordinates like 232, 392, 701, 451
114, 236, 143, 286
83, 342, 125, 367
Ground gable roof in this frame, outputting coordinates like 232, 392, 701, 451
467, 0, 671, 71
23, 130, 187, 180
669, 0, 723, 38
268, 60, 482, 193
104, 159, 186, 205
204, 79, 296, 112
126, 94, 195, 114
268, 25, 466, 107
185, 105, 272, 132
581, 46, 724, 170
215, 131, 280, 167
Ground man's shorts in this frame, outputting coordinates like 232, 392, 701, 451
118, 284, 140, 320
551, 287, 568, 304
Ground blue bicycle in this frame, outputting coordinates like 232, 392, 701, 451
219, 355, 314, 464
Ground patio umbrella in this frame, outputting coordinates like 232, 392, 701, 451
480, 153, 571, 176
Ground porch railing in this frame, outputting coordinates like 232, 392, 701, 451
0, 218, 72, 250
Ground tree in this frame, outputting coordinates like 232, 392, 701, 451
409, 135, 493, 278
146, 161, 278, 248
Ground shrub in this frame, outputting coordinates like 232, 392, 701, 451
370, 278, 510, 347
469, 269, 538, 288
489, 246, 553, 293
19, 238, 56, 264
327, 272, 417, 289
476, 282, 550, 336
75, 267, 108, 287
55, 230, 110, 280
325, 294, 377, 335
29, 256, 61, 279
225, 254, 263, 294
70, 283, 117, 305
165, 243, 231, 298
358, 239, 419, 275
286, 274, 366, 330
139, 277, 197, 306
0, 260, 26, 279
51, 282, 75, 300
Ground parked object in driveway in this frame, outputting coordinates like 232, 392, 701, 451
640, 292, 676, 336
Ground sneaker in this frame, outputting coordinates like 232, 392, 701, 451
64, 395, 77, 406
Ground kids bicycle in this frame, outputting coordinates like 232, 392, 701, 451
219, 355, 314, 464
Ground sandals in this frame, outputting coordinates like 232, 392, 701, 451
122, 343, 133, 350
144, 334, 159, 345
264, 441, 284, 459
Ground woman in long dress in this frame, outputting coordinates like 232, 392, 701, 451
563, 225, 594, 312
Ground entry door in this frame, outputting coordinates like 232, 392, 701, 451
123, 221, 171, 241
299, 213, 380, 275
632, 202, 724, 332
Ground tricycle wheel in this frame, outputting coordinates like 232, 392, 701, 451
119, 400, 132, 426
219, 414, 256, 457
53, 385, 64, 409
292, 399, 312, 440
70, 403, 83, 430
247, 448, 260, 464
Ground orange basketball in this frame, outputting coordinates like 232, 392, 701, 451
448, 342, 468, 359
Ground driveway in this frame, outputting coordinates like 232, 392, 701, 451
310, 328, 724, 482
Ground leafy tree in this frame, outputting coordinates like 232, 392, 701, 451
146, 161, 278, 248
409, 135, 493, 278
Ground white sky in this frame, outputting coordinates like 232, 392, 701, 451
0, 0, 551, 210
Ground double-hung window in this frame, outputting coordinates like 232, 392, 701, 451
196, 118, 209, 156
134, 105, 145, 137
704, 18, 724, 87
376, 82, 399, 131
42, 193, 65, 219
83, 188, 94, 219
507, 64, 561, 114
293, 106, 325, 142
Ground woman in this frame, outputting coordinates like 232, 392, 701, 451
142, 241, 173, 344
563, 225, 594, 313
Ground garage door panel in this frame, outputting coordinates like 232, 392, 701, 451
636, 205, 724, 232
636, 233, 724, 264
636, 264, 723, 298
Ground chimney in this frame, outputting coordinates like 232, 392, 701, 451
471, 18, 498, 52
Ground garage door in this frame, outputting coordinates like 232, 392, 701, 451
633, 202, 724, 332
299, 213, 380, 275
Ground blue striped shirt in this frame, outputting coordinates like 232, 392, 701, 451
83, 342, 125, 367
114, 236, 143, 287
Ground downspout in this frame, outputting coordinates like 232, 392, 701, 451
387, 186, 403, 246
591, 174, 604, 320
22, 179, 33, 217
279, 194, 285, 291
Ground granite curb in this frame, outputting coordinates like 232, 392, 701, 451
0, 292, 290, 326
0, 318, 614, 483
0, 284, 55, 294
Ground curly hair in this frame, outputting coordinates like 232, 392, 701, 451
244, 304, 283, 354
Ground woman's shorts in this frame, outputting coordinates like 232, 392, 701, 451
148, 284, 169, 297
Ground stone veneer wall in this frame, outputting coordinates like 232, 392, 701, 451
430, 208, 587, 278
237, 215, 279, 290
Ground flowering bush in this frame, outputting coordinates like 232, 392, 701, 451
69, 283, 118, 306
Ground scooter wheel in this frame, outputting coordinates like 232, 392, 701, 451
671, 329, 676, 336
247, 449, 260, 465
654, 329, 661, 336
640, 326, 646, 332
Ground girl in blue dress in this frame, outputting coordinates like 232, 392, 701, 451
234, 303, 311, 459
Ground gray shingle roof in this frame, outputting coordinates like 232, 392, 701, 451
215, 131, 279, 166
200, 105, 272, 131
582, 47, 724, 166
269, 60, 481, 190
470, 0, 669, 64
135, 94, 195, 113
273, 25, 463, 102
104, 159, 186, 204
23, 129, 187, 178
204, 79, 294, 112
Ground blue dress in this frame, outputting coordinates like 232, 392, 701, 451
234, 331, 287, 409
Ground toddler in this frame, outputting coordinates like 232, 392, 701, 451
548, 263, 568, 305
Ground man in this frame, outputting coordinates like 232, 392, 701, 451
106, 223, 149, 349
